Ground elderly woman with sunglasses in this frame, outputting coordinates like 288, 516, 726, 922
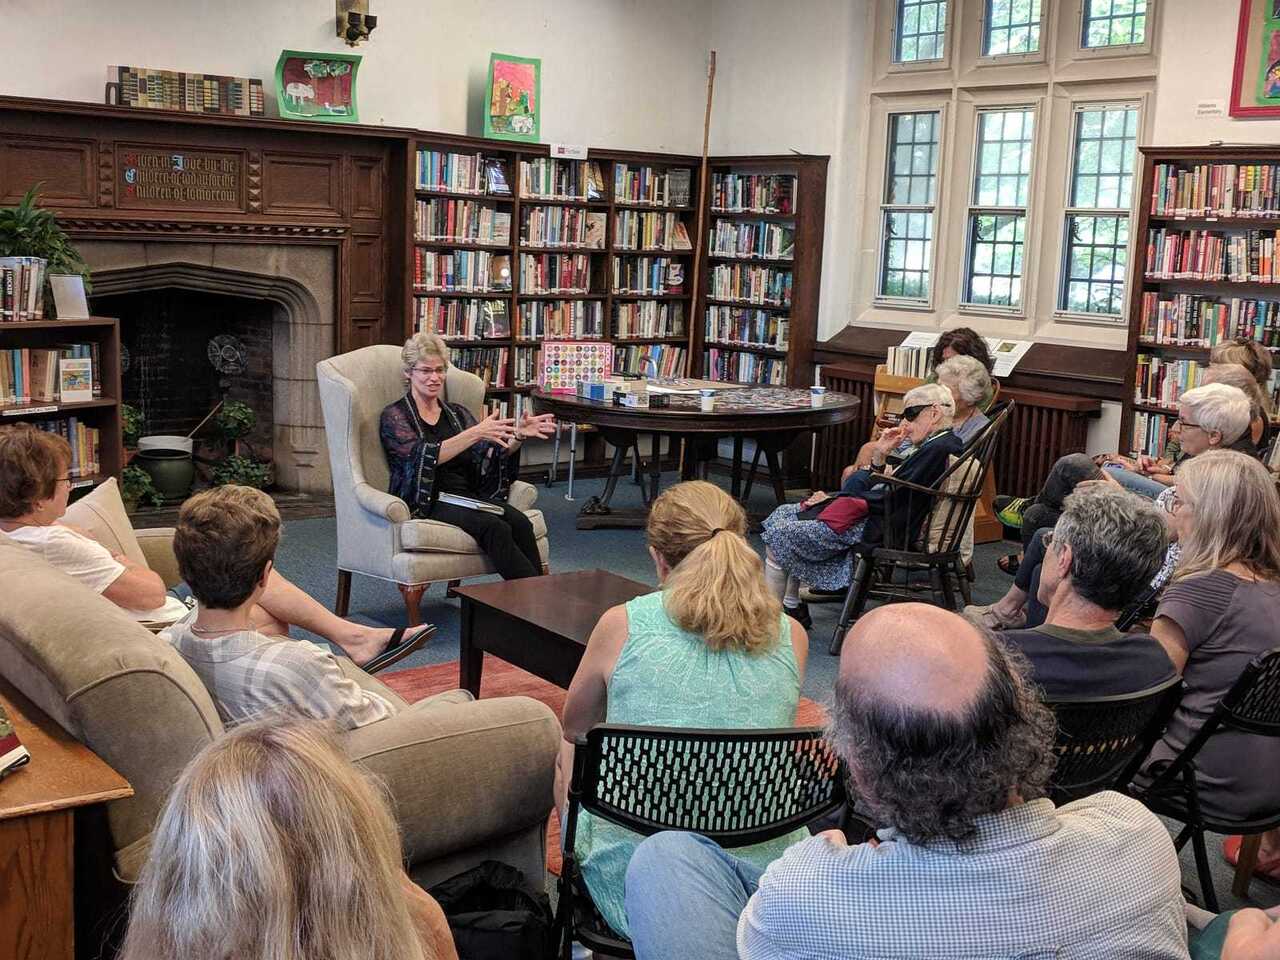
761, 383, 962, 626
379, 332, 556, 580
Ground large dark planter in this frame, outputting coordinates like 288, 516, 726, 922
133, 449, 194, 503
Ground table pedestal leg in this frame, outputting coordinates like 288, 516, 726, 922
579, 438, 631, 516
730, 435, 745, 498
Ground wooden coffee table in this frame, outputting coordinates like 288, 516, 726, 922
456, 570, 653, 697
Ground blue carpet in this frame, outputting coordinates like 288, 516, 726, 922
273, 471, 1277, 913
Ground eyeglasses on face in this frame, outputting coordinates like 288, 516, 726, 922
411, 364, 447, 378
1163, 493, 1186, 515
900, 403, 935, 422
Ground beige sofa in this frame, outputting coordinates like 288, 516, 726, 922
0, 528, 560, 892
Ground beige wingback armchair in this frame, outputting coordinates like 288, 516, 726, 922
317, 345, 549, 626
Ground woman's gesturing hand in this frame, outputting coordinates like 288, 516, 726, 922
469, 411, 518, 447
516, 412, 557, 441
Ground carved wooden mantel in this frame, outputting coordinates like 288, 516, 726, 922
0, 95, 409, 352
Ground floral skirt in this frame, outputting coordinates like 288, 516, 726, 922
761, 502, 868, 591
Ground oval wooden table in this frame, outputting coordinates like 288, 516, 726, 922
532, 384, 860, 528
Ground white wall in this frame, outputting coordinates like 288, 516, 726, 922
0, 0, 711, 154
708, 0, 875, 341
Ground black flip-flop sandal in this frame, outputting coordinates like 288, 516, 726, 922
362, 625, 436, 674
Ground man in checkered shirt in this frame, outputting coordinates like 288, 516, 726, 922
624, 603, 1189, 960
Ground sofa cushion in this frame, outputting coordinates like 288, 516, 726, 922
62, 477, 146, 567
401, 509, 547, 554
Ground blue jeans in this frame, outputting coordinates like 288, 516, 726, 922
624, 832, 763, 960
1103, 464, 1169, 500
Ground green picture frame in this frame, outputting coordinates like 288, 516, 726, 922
484, 53, 541, 143
275, 50, 361, 123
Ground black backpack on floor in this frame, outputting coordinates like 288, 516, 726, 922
430, 860, 553, 960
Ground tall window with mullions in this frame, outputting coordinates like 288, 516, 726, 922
983, 0, 1042, 56
1059, 104, 1139, 318
879, 111, 941, 302
963, 108, 1035, 309
1082, 0, 1148, 49
894, 0, 948, 63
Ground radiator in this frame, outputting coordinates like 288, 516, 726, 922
814, 367, 876, 489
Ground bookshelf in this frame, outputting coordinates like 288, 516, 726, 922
408, 138, 701, 416
693, 155, 828, 388
1124, 146, 1280, 457
0, 317, 123, 487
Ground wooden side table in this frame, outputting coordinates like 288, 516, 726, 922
0, 678, 132, 960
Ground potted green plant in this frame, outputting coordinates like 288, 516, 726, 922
121, 464, 165, 512
214, 400, 256, 458
211, 454, 271, 490
121, 404, 144, 463
0, 185, 92, 316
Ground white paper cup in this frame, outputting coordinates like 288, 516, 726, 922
699, 388, 715, 412
810, 385, 827, 407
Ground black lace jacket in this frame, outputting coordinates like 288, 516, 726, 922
379, 395, 519, 517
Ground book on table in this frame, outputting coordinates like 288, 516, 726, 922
0, 701, 30, 779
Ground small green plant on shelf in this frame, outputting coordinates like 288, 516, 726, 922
211, 454, 272, 490
121, 404, 145, 449
214, 400, 256, 441
121, 464, 164, 511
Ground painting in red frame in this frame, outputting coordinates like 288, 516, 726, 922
1231, 0, 1280, 118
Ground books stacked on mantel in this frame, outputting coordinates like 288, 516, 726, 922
2, 344, 100, 404
0, 258, 47, 322
1151, 162, 1280, 219
1138, 292, 1280, 348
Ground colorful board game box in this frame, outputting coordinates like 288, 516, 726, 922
539, 340, 613, 393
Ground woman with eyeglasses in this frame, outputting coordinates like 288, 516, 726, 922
380, 332, 556, 580
1138, 449, 1280, 882
761, 382, 963, 626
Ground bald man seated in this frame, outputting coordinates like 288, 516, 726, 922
623, 605, 1189, 960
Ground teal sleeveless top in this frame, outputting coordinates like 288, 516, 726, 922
574, 590, 805, 937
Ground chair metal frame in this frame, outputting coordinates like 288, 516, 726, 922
554, 724, 847, 959
828, 401, 1015, 655
1127, 647, 1280, 911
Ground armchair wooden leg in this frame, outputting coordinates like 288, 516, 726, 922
445, 579, 461, 598
335, 570, 352, 617
399, 584, 426, 627
1233, 833, 1264, 899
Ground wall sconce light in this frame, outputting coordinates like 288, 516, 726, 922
336, 0, 377, 46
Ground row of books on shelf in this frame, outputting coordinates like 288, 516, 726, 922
414, 200, 511, 245
1130, 410, 1175, 459
615, 302, 684, 339
613, 165, 691, 207
413, 251, 511, 293
521, 206, 605, 248
1, 258, 47, 322
613, 257, 685, 296
416, 298, 511, 340
705, 306, 788, 350
704, 348, 787, 385
615, 343, 686, 378
2, 345, 100, 405
29, 418, 100, 477
1134, 355, 1204, 409
710, 173, 796, 215
518, 159, 606, 201
1150, 162, 1280, 220
614, 211, 692, 252
520, 254, 593, 295
1145, 227, 1280, 283
709, 220, 795, 261
708, 263, 792, 307
516, 300, 602, 339
451, 346, 509, 387
416, 151, 510, 196
885, 345, 933, 379
1138, 292, 1280, 348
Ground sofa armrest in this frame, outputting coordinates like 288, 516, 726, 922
135, 527, 182, 589
508, 480, 538, 512
341, 695, 559, 868
355, 482, 411, 523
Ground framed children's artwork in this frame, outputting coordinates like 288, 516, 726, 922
1231, 0, 1280, 118
275, 50, 360, 123
484, 53, 541, 143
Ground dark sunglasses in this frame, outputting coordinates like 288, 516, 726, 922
901, 403, 933, 422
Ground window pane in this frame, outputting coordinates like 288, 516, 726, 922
965, 213, 1026, 306
1060, 214, 1130, 315
973, 109, 1035, 207
1082, 0, 1147, 48
1070, 106, 1139, 209
881, 210, 934, 299
896, 0, 948, 62
885, 112, 940, 204
984, 0, 1042, 55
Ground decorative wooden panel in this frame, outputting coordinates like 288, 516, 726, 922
261, 153, 342, 217
349, 235, 382, 304
351, 156, 383, 218
1, 137, 94, 206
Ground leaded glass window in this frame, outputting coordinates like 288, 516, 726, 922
879, 112, 941, 301
1083, 0, 1148, 49
894, 0, 948, 63
983, 0, 1042, 57
963, 108, 1035, 308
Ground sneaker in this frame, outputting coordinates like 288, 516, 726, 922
994, 496, 1030, 528
783, 601, 812, 629
800, 585, 845, 604
962, 603, 1026, 630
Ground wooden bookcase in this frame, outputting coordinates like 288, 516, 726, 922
407, 137, 700, 416
0, 316, 123, 488
693, 155, 828, 388
1123, 145, 1280, 456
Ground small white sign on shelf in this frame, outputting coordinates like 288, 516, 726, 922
984, 338, 1033, 378
550, 143, 588, 160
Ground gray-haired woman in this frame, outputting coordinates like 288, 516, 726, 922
763, 383, 964, 626
935, 354, 991, 444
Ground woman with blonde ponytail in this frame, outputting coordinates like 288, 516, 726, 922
557, 480, 808, 938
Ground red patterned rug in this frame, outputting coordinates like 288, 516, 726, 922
380, 656, 828, 875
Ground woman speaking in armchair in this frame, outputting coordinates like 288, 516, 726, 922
380, 333, 556, 580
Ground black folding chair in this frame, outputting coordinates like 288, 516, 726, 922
1128, 648, 1280, 911
1044, 676, 1184, 805
554, 724, 847, 959
829, 402, 1014, 655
